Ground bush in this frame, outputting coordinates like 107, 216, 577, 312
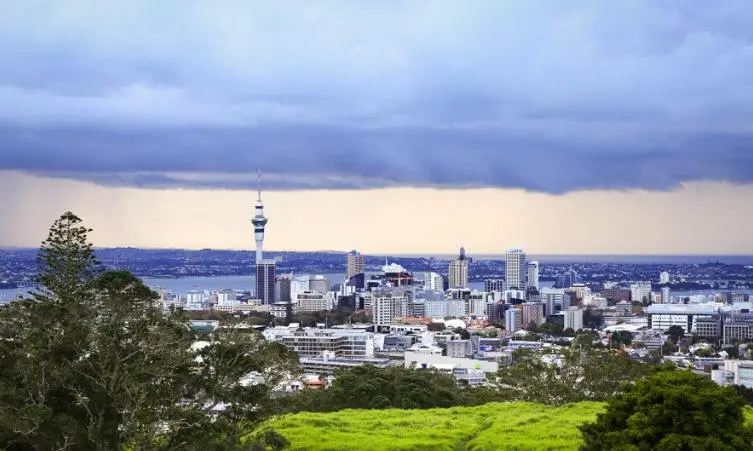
580, 370, 753, 450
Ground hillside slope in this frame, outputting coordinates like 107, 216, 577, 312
266, 402, 605, 450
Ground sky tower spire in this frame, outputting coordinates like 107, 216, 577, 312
257, 169, 262, 203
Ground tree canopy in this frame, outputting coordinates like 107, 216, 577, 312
276, 365, 462, 413
580, 370, 753, 450
489, 348, 651, 405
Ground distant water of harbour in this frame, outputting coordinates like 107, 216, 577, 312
0, 273, 485, 299
142, 273, 487, 294
0, 273, 749, 300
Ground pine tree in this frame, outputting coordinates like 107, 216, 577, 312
35, 211, 100, 302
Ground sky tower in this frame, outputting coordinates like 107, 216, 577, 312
252, 170, 275, 304
252, 170, 268, 264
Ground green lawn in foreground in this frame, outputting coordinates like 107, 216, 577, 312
266, 402, 605, 451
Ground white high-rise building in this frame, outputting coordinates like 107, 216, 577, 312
661, 286, 672, 304
424, 272, 445, 291
630, 282, 652, 304
505, 308, 522, 333
448, 247, 469, 288
289, 275, 310, 302
660, 271, 671, 284
562, 307, 584, 331
505, 248, 527, 291
466, 291, 489, 316
527, 261, 540, 291
372, 291, 409, 327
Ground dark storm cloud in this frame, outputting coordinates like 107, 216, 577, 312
1, 1, 753, 193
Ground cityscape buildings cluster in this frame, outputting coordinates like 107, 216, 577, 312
4, 180, 753, 389
150, 185, 753, 387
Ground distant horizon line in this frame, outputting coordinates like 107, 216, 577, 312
2, 246, 752, 259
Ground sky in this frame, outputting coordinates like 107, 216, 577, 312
1, 1, 752, 254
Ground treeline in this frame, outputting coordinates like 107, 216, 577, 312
276, 345, 660, 414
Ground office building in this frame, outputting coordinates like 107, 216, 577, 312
347, 250, 365, 279
372, 290, 410, 327
505, 308, 522, 333
424, 299, 465, 319
646, 304, 720, 333
712, 360, 753, 389
601, 288, 631, 303
520, 302, 545, 328
264, 327, 374, 358
540, 287, 569, 314
277, 274, 292, 303
446, 340, 473, 358
694, 316, 721, 338
299, 357, 390, 375
297, 291, 332, 313
346, 272, 365, 291
424, 272, 445, 291
661, 286, 671, 304
527, 261, 540, 291
448, 247, 469, 288
630, 282, 652, 304
256, 262, 276, 305
466, 291, 489, 316
309, 275, 331, 294
505, 248, 527, 291
724, 323, 753, 345
485, 279, 506, 292
562, 307, 584, 331
660, 271, 671, 284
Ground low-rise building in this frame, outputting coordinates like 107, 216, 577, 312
712, 360, 753, 389
646, 304, 720, 334
446, 340, 473, 358
404, 352, 499, 374
300, 356, 391, 375
263, 326, 375, 358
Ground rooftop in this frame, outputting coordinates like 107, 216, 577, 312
646, 304, 720, 315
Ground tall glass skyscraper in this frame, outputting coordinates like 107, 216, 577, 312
505, 248, 527, 291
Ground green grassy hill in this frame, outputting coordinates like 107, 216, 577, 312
265, 402, 605, 450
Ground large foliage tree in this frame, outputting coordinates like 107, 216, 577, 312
489, 348, 651, 405
277, 365, 461, 412
0, 212, 298, 450
580, 370, 753, 450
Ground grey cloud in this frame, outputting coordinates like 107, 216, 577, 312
2, 125, 752, 194
0, 1, 753, 193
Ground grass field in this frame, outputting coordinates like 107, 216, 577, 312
264, 402, 605, 450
